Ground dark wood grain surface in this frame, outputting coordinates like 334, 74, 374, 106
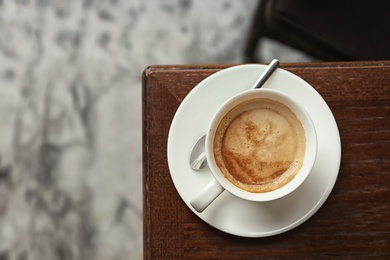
142, 61, 390, 259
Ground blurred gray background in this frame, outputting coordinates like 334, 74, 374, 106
0, 0, 314, 259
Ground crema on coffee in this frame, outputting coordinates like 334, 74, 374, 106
214, 98, 306, 193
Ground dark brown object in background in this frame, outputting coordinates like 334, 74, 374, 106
244, 0, 390, 62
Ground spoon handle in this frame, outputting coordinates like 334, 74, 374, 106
251, 59, 280, 89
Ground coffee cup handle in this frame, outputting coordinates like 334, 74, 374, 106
190, 178, 225, 213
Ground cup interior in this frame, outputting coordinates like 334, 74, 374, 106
205, 89, 317, 202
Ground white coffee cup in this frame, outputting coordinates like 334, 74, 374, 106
190, 89, 317, 213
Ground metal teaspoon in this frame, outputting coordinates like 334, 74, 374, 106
189, 59, 280, 171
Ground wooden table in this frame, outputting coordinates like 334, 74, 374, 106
142, 61, 390, 259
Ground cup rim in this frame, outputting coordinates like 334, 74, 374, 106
205, 88, 317, 202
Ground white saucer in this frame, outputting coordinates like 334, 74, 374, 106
167, 64, 341, 237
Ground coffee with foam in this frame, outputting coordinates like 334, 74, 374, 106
213, 98, 306, 193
